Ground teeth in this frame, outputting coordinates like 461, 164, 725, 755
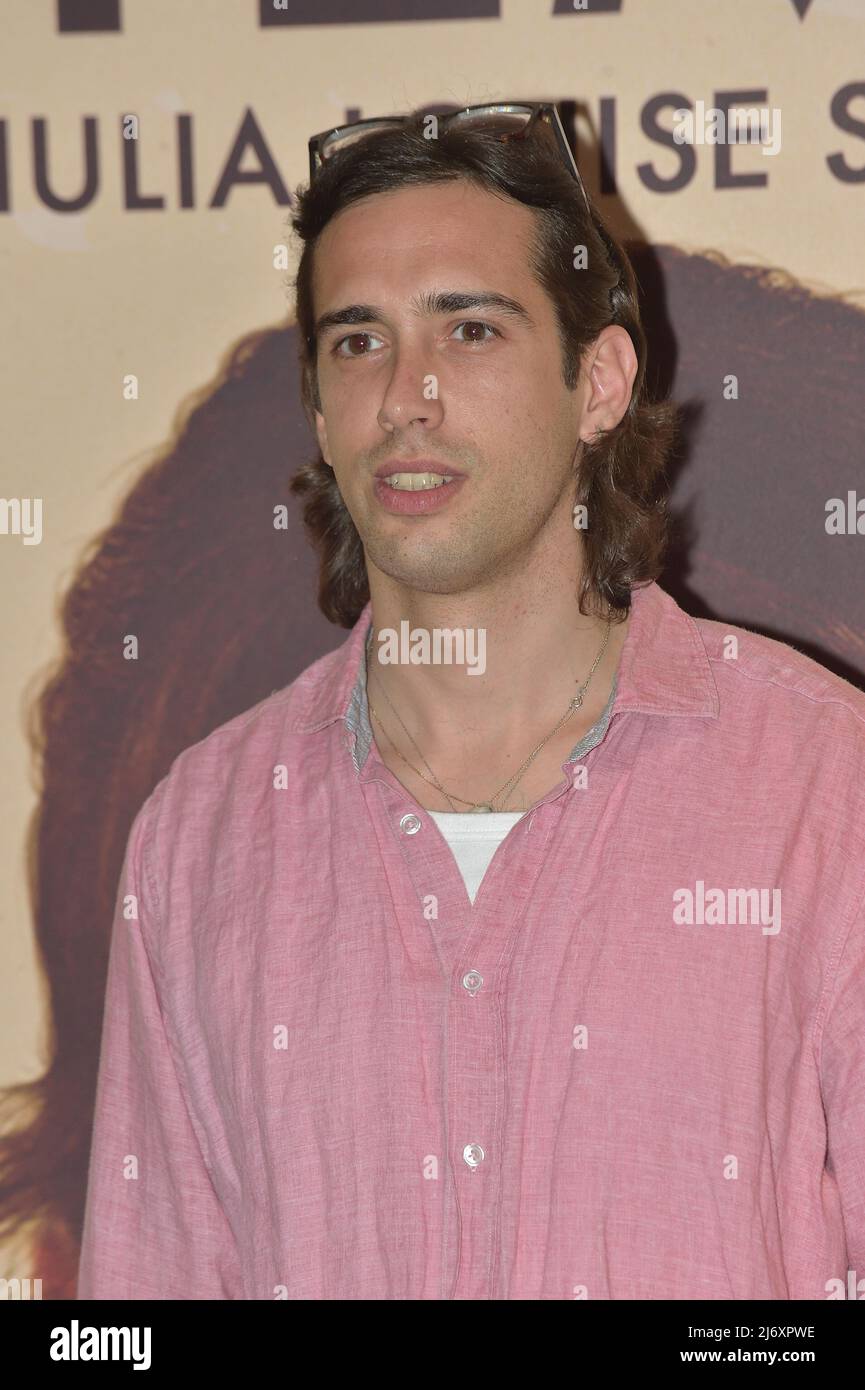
385, 472, 455, 491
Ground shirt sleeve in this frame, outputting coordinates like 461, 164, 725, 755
819, 892, 865, 1277
76, 797, 241, 1300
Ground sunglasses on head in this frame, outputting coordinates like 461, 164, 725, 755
307, 102, 593, 217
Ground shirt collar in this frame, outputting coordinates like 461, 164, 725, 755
289, 580, 720, 758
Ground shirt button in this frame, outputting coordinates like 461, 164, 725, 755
462, 970, 483, 995
399, 812, 422, 835
463, 1142, 485, 1170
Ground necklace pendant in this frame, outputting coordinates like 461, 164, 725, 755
469, 803, 494, 813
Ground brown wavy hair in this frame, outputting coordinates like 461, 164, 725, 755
289, 108, 681, 629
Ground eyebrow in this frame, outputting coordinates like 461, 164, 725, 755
314, 289, 535, 341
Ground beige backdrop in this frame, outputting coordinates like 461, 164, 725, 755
2, 0, 864, 1272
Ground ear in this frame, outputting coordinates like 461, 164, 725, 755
314, 409, 333, 469
578, 326, 638, 443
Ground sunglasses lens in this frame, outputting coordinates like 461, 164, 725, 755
319, 107, 537, 164
319, 121, 401, 164
447, 106, 533, 137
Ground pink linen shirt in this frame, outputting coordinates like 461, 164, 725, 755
77, 579, 865, 1300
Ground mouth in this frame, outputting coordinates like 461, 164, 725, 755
380, 471, 457, 491
372, 468, 466, 516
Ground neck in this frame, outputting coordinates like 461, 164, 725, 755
364, 555, 628, 769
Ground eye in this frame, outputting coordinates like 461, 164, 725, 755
451, 321, 500, 344
332, 331, 385, 358
330, 321, 499, 356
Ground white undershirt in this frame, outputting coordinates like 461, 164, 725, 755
427, 811, 525, 904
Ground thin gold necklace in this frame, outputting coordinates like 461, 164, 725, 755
366, 615, 612, 813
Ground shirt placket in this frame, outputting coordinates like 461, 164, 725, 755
360, 748, 576, 1300
347, 636, 618, 1299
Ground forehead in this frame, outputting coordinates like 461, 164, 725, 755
312, 179, 540, 305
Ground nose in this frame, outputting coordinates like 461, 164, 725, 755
377, 346, 445, 434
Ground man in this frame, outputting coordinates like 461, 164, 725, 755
78, 105, 865, 1300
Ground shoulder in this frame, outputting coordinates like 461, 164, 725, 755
133, 640, 348, 857
694, 611, 865, 737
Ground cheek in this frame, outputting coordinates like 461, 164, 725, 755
320, 381, 375, 451
470, 352, 560, 414
322, 372, 375, 425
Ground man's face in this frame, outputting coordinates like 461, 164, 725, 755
311, 178, 588, 596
